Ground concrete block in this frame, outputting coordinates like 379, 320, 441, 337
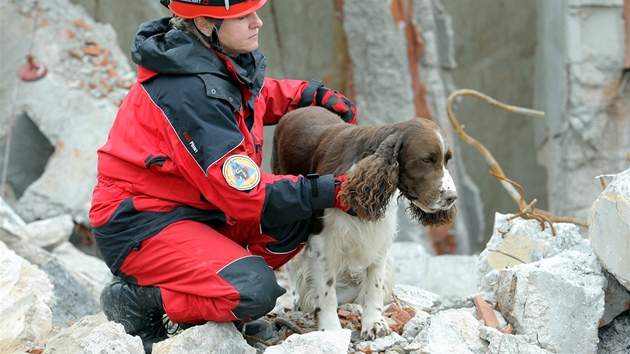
0, 242, 55, 353
264, 329, 350, 354
80, 321, 144, 354
478, 213, 591, 288
496, 250, 605, 354
393, 284, 441, 313
44, 313, 138, 354
589, 168, 630, 291
14, 214, 74, 250
480, 326, 553, 354
413, 308, 487, 354
153, 322, 256, 354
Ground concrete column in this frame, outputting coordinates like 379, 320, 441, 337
534, 0, 630, 223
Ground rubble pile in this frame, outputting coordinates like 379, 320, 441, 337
1, 169, 629, 353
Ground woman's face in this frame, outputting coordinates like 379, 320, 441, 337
218, 12, 263, 56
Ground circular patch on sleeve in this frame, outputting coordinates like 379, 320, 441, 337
222, 155, 261, 191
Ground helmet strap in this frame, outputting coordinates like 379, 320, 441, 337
210, 19, 224, 51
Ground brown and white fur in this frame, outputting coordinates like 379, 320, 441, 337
271, 106, 457, 340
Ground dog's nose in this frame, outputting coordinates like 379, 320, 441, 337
442, 190, 458, 206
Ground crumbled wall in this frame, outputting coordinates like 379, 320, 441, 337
535, 0, 630, 224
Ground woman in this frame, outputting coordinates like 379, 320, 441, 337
90, 0, 357, 352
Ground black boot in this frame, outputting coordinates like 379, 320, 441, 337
100, 280, 167, 353
235, 318, 274, 341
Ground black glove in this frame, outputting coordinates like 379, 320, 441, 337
298, 79, 357, 124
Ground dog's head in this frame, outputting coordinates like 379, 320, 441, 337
341, 118, 457, 226
396, 118, 457, 227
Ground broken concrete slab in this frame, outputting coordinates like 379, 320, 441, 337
79, 320, 144, 354
43, 312, 143, 354
478, 213, 629, 328
2, 205, 105, 329
478, 212, 591, 289
480, 326, 552, 354
496, 250, 605, 354
0, 223, 53, 268
0, 241, 55, 354
412, 308, 487, 354
589, 168, 630, 291
392, 283, 441, 313
263, 329, 351, 354
14, 214, 74, 250
153, 322, 256, 354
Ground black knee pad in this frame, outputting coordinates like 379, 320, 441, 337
218, 255, 286, 320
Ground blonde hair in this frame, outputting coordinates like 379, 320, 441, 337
169, 16, 216, 43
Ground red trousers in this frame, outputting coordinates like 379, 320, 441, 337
118, 219, 305, 323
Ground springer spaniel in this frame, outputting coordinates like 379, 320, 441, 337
271, 106, 457, 340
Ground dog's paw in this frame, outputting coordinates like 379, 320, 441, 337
360, 316, 391, 340
317, 310, 343, 331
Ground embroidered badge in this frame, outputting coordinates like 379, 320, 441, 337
222, 155, 260, 191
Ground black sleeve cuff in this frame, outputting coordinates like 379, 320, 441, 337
305, 174, 336, 210
297, 79, 324, 108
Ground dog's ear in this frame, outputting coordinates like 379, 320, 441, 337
340, 134, 402, 221
374, 133, 404, 165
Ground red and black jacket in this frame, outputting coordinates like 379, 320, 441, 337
89, 17, 351, 273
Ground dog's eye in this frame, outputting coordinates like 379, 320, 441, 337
421, 157, 434, 164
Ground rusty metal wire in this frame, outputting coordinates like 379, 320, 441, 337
490, 171, 556, 235
446, 89, 589, 231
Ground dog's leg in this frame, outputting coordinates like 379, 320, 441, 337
357, 255, 393, 340
304, 234, 343, 331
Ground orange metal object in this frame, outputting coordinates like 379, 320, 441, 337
18, 54, 47, 81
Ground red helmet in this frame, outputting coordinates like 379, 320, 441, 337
161, 0, 267, 19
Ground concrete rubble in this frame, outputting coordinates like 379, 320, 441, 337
1, 168, 629, 354
0, 0, 133, 224
0, 241, 55, 354
589, 169, 630, 292
495, 250, 605, 354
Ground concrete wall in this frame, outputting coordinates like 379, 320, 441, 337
535, 0, 629, 223
440, 0, 547, 245
439, 0, 628, 243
